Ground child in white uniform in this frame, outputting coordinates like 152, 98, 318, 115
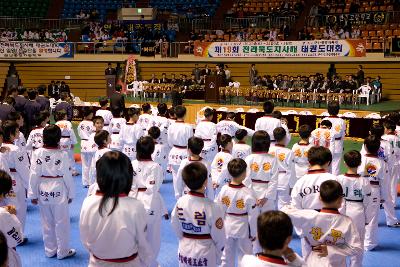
211, 135, 233, 189
95, 97, 113, 132
171, 162, 226, 267
120, 108, 144, 160
272, 111, 291, 145
8, 112, 28, 158
232, 129, 251, 160
216, 112, 254, 137
26, 111, 50, 154
149, 103, 170, 146
78, 107, 95, 187
291, 125, 312, 180
109, 108, 126, 151
175, 137, 213, 200
138, 103, 153, 132
255, 101, 281, 141
244, 130, 278, 213
194, 108, 218, 164
149, 126, 169, 176
337, 150, 372, 267
88, 131, 111, 185
269, 127, 296, 209
80, 151, 153, 266
282, 180, 363, 266
310, 120, 335, 150
28, 125, 75, 260
216, 159, 258, 267
241, 211, 303, 267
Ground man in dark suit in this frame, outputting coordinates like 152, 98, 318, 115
110, 85, 125, 112
36, 85, 50, 111
24, 89, 41, 133
356, 65, 364, 87
171, 87, 185, 107
60, 81, 71, 98
54, 92, 73, 121
14, 87, 27, 113
148, 73, 159, 84
0, 96, 15, 122
202, 64, 211, 76
48, 80, 60, 100
160, 73, 170, 84
105, 63, 116, 75
192, 64, 202, 81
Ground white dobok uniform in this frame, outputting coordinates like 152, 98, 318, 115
89, 147, 111, 185
216, 183, 258, 267
55, 120, 77, 170
291, 142, 312, 179
152, 142, 169, 174
195, 120, 218, 164
131, 159, 166, 267
149, 115, 171, 145
120, 122, 145, 160
216, 119, 254, 137
211, 151, 234, 189
138, 113, 153, 131
358, 154, 387, 251
109, 117, 126, 151
26, 126, 45, 153
232, 142, 251, 160
255, 115, 282, 141
171, 192, 226, 267
269, 144, 296, 209
241, 254, 303, 267
78, 120, 95, 186
1, 142, 30, 229
95, 109, 113, 132
0, 207, 24, 267
337, 173, 373, 267
322, 116, 346, 175
244, 153, 278, 213
80, 193, 153, 267
282, 205, 363, 267
28, 147, 75, 258
175, 158, 213, 200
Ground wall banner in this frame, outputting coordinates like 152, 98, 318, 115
0, 42, 73, 58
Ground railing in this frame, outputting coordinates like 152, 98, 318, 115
0, 17, 83, 29
306, 11, 390, 28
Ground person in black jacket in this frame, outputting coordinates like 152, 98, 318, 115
0, 96, 15, 122
105, 63, 116, 75
24, 89, 42, 134
110, 85, 125, 112
14, 87, 27, 113
36, 85, 50, 111
54, 92, 73, 121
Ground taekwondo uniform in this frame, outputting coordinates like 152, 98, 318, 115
232, 141, 251, 160
216, 119, 254, 138
55, 120, 77, 172
152, 141, 169, 176
322, 116, 346, 175
241, 254, 303, 267
78, 120, 95, 187
211, 150, 233, 189
194, 120, 218, 164
138, 113, 153, 132
109, 117, 126, 151
120, 122, 145, 160
26, 126, 45, 153
95, 109, 113, 132
291, 142, 312, 179
88, 147, 111, 185
0, 207, 24, 267
149, 115, 171, 145
255, 115, 281, 141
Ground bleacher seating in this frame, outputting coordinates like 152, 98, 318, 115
0, 63, 10, 97
62, 0, 126, 19
0, 0, 49, 17
232, 0, 303, 16
320, 0, 394, 14
149, 0, 221, 17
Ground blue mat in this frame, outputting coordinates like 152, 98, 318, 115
18, 165, 400, 267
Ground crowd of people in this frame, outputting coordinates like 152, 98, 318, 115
0, 29, 68, 42
0, 83, 399, 266
232, 0, 305, 18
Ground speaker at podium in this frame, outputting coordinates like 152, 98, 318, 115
105, 75, 116, 98
205, 74, 225, 103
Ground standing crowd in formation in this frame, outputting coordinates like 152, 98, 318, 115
0, 92, 399, 266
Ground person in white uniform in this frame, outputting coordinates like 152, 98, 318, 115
194, 108, 218, 164
148, 126, 169, 176
211, 134, 233, 189
291, 125, 313, 180
28, 125, 76, 260
26, 111, 50, 155
322, 101, 346, 175
0, 170, 24, 267
168, 106, 193, 190
255, 101, 281, 141
232, 129, 251, 160
310, 120, 335, 151
171, 162, 226, 267
272, 111, 291, 145
241, 211, 304, 267
120, 108, 145, 160
138, 103, 153, 132
108, 108, 126, 151
216, 112, 254, 137
77, 107, 95, 187
337, 150, 372, 267
80, 151, 153, 267
88, 131, 112, 185
216, 158, 258, 267
282, 180, 363, 267
95, 97, 113, 132
149, 103, 171, 146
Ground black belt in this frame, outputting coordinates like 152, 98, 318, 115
370, 181, 380, 186
81, 138, 88, 141
227, 212, 248, 216
346, 198, 363, 202
202, 139, 211, 141
112, 132, 120, 134
278, 171, 286, 173
138, 188, 147, 192
61, 136, 70, 138
251, 179, 269, 184
9, 168, 16, 172
104, 124, 109, 126
93, 252, 138, 263
41, 175, 62, 179
335, 137, 342, 140
183, 233, 211, 239
174, 145, 186, 149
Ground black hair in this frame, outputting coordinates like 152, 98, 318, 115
227, 158, 247, 178
0, 231, 7, 267
226, 112, 235, 120
148, 126, 161, 140
43, 125, 61, 147
142, 103, 151, 113
272, 110, 282, 119
4, 96, 15, 105
82, 106, 94, 118
175, 105, 186, 119
188, 137, 204, 155
2, 121, 18, 142
364, 135, 380, 155
220, 134, 232, 149
111, 108, 121, 118
204, 108, 214, 118
388, 112, 400, 125
258, 211, 293, 251
54, 110, 67, 122
369, 123, 384, 138
7, 111, 21, 122
320, 180, 343, 204
157, 103, 168, 115
99, 97, 108, 107
0, 170, 12, 196
17, 87, 26, 95
299, 124, 312, 139
235, 129, 247, 141
168, 107, 176, 118
97, 151, 133, 216
273, 127, 286, 142
94, 130, 109, 147
307, 146, 332, 166
320, 119, 332, 128
136, 136, 155, 160
343, 150, 362, 168
182, 162, 208, 191
92, 115, 104, 124
383, 119, 396, 132
263, 101, 274, 114
251, 130, 270, 153
327, 101, 340, 116
34, 111, 49, 126
127, 107, 140, 118
37, 85, 46, 95
27, 89, 37, 100
60, 92, 69, 101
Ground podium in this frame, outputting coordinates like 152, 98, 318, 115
105, 75, 116, 98
205, 75, 225, 103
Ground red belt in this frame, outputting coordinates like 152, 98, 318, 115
41, 175, 62, 179
183, 233, 212, 239
370, 181, 380, 186
138, 188, 147, 192
174, 145, 186, 149
94, 252, 138, 263
9, 168, 16, 173
251, 179, 269, 184
227, 212, 248, 216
